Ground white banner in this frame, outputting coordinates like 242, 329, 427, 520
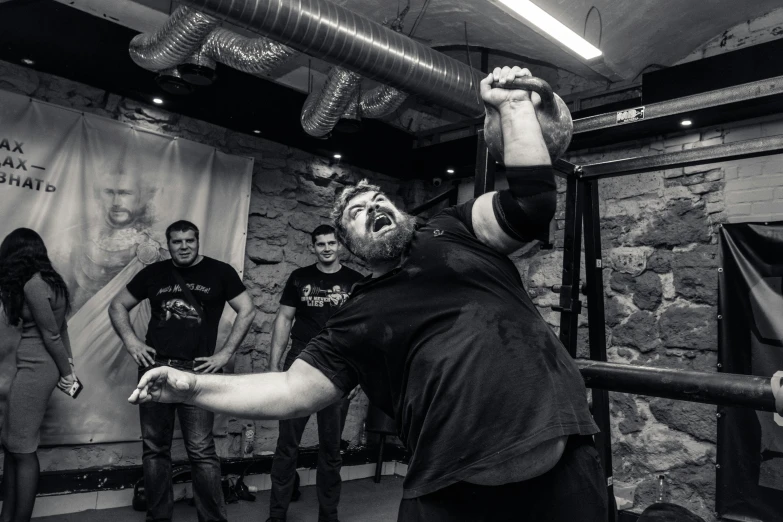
0, 90, 253, 443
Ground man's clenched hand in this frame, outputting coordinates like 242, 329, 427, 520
129, 366, 198, 405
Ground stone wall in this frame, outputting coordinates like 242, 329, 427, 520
517, 114, 783, 520
0, 58, 433, 473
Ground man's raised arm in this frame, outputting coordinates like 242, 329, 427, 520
471, 66, 557, 255
128, 359, 344, 420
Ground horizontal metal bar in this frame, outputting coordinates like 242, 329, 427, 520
553, 158, 578, 177
561, 80, 641, 104
574, 75, 783, 134
410, 186, 459, 215
579, 135, 783, 180
577, 360, 777, 412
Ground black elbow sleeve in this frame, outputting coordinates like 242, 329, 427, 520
492, 166, 556, 242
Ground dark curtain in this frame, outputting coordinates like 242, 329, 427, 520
718, 222, 783, 521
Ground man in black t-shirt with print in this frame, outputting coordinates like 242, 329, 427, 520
130, 67, 608, 522
110, 220, 255, 522
267, 224, 363, 522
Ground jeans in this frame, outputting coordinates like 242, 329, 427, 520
397, 435, 608, 522
139, 364, 227, 522
269, 346, 350, 521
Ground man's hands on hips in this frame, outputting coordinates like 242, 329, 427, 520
128, 366, 197, 405
126, 338, 157, 367
195, 349, 232, 373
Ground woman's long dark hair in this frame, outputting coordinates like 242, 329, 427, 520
0, 228, 70, 325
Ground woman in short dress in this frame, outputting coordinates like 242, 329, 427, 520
0, 228, 76, 522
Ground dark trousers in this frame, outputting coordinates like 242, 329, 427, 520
139, 364, 226, 522
269, 348, 350, 521
397, 436, 608, 522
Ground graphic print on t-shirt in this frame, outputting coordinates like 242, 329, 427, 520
300, 284, 350, 308
161, 298, 201, 323
154, 282, 210, 325
280, 264, 365, 345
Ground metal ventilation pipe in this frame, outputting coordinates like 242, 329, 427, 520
129, 6, 218, 71
360, 85, 408, 119
130, 6, 300, 78
180, 0, 486, 118
200, 27, 300, 76
301, 67, 361, 137
337, 82, 363, 133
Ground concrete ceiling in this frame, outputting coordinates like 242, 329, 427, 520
59, 0, 783, 85
327, 0, 783, 80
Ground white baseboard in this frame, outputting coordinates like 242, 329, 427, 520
2, 461, 409, 519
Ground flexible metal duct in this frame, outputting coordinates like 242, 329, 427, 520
304, 74, 407, 136
180, 0, 486, 118
131, 3, 406, 130
337, 82, 363, 132
129, 6, 218, 71
301, 67, 361, 137
360, 85, 407, 119
300, 12, 409, 135
201, 27, 299, 76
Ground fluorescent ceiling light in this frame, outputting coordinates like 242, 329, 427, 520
494, 0, 602, 60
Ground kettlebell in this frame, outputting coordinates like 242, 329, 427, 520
483, 76, 573, 163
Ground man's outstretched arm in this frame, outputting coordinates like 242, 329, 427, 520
129, 358, 343, 420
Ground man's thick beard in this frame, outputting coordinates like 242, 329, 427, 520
347, 213, 416, 265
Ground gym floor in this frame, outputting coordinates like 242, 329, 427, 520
35, 476, 404, 522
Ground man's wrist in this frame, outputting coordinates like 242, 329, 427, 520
217, 345, 236, 357
498, 99, 535, 116
185, 374, 202, 405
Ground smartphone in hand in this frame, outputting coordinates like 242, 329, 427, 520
67, 378, 83, 399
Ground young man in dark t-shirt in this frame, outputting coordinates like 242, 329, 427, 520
110, 220, 255, 522
267, 225, 363, 522
130, 67, 608, 521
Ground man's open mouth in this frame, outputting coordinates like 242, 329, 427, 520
373, 213, 393, 232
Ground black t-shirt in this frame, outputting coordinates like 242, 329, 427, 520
280, 264, 364, 347
299, 200, 598, 499
126, 256, 246, 360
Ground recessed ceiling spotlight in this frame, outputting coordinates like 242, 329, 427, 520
333, 154, 342, 159
253, 129, 261, 134
680, 119, 693, 127
21, 58, 35, 66
152, 97, 164, 105
446, 168, 455, 174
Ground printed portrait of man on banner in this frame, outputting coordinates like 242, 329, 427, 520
50, 142, 168, 316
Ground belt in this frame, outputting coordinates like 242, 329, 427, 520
154, 356, 198, 370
